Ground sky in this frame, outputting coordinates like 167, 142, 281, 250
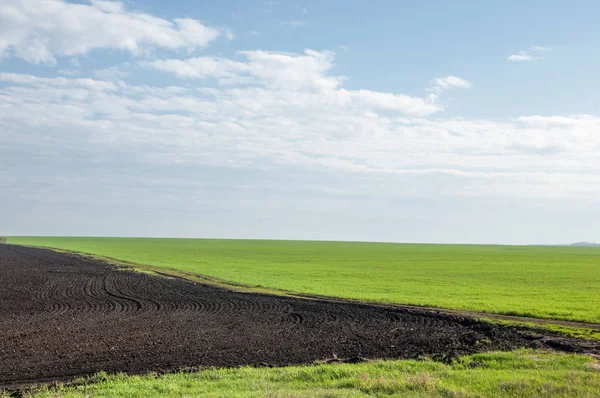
1, 0, 599, 244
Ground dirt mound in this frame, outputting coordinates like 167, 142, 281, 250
0, 244, 595, 388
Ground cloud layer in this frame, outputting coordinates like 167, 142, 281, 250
1, 61, 598, 199
0, 0, 598, 234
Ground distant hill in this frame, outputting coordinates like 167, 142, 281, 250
568, 242, 600, 247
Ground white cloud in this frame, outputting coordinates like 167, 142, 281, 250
0, 72, 117, 90
529, 45, 553, 52
349, 90, 439, 115
239, 50, 340, 91
432, 76, 472, 90
90, 0, 123, 13
281, 20, 306, 27
508, 46, 553, 62
144, 50, 442, 116
222, 28, 236, 40
143, 57, 247, 80
427, 75, 471, 102
144, 50, 342, 90
0, 0, 222, 65
508, 52, 536, 62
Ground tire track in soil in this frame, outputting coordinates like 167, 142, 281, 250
0, 244, 598, 389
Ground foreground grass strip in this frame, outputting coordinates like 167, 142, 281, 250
22, 350, 600, 398
6, 237, 600, 323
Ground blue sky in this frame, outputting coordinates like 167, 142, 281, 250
1, 0, 599, 244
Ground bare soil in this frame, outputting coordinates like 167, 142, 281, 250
1, 244, 598, 388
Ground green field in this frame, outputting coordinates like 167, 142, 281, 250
6, 237, 600, 323
16, 351, 600, 397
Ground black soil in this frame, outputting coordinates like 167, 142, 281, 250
0, 244, 597, 388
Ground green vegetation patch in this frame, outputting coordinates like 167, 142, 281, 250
6, 237, 600, 323
18, 350, 600, 398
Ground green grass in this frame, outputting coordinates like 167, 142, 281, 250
5, 237, 600, 323
17, 350, 600, 397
